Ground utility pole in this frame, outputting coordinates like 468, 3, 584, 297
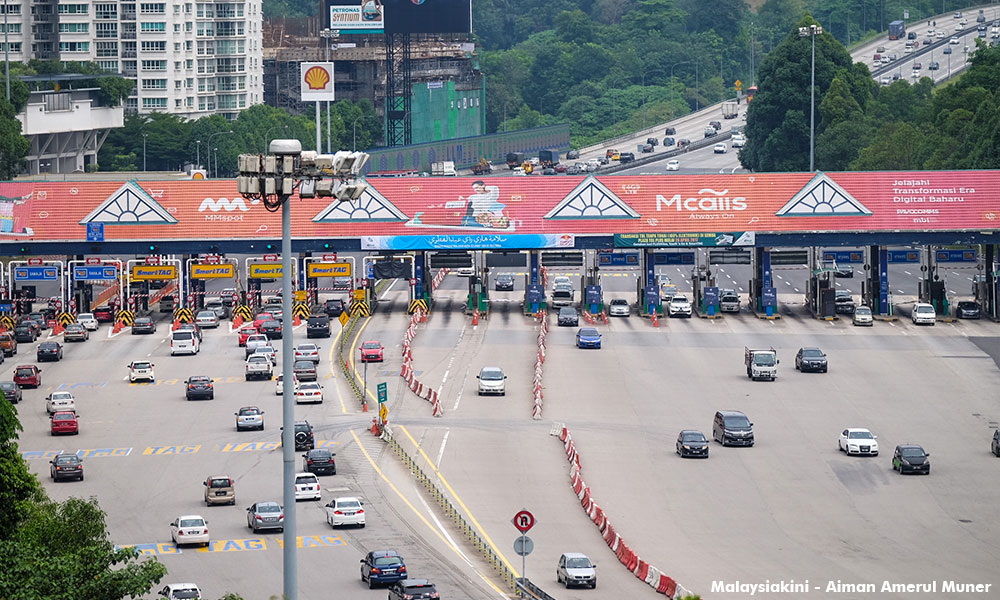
799, 24, 823, 172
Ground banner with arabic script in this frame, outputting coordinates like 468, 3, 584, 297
361, 234, 576, 250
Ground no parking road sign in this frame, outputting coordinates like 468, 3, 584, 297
512, 509, 535, 533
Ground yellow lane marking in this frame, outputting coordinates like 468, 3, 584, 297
325, 326, 348, 414
348, 316, 381, 404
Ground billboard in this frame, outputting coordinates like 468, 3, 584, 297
131, 265, 177, 280
300, 63, 335, 102
325, 0, 471, 34
326, 0, 385, 33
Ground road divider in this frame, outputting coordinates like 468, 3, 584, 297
399, 307, 443, 417
531, 312, 548, 420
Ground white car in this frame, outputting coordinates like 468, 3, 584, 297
158, 584, 203, 599
852, 305, 874, 326
839, 428, 879, 456
713, 142, 727, 154
254, 345, 277, 366
194, 310, 219, 328
905, 46, 914, 53
128, 360, 155, 383
455, 267, 475, 277
608, 298, 630, 317
552, 276, 572, 287
245, 355, 273, 380
665, 159, 680, 171
325, 496, 365, 527
911, 302, 936, 325
295, 382, 323, 404
668, 296, 692, 318
76, 313, 98, 330
170, 515, 209, 547
476, 366, 506, 396
936, 31, 945, 38
880, 75, 892, 85
46, 391, 75, 414
275, 373, 299, 395
955, 23, 963, 31
950, 36, 960, 44
294, 472, 321, 501
731, 135, 745, 148
294, 343, 320, 363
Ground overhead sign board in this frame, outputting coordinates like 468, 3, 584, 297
888, 250, 920, 263
597, 252, 640, 266
307, 262, 352, 278
74, 266, 118, 281
615, 232, 755, 248
935, 249, 976, 262
130, 265, 178, 280
249, 264, 284, 279
191, 263, 237, 279
14, 267, 58, 281
822, 251, 865, 264
86, 222, 104, 242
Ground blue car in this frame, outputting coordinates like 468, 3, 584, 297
360, 550, 407, 588
576, 327, 602, 349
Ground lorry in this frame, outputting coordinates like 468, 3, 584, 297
722, 100, 738, 119
538, 149, 560, 168
745, 346, 778, 381
506, 152, 525, 169
888, 20, 906, 40
471, 158, 494, 175
431, 161, 457, 176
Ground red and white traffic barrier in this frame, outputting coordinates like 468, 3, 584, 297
554, 426, 693, 599
431, 268, 450, 291
396, 307, 443, 417
531, 311, 548, 420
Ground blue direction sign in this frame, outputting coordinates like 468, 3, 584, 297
822, 250, 864, 264
652, 252, 695, 265
86, 222, 104, 242
888, 250, 920, 263
74, 266, 118, 281
13, 266, 58, 281
935, 249, 976, 263
0, 303, 13, 312
597, 252, 640, 266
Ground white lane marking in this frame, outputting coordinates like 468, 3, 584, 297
738, 286, 745, 292
440, 369, 450, 386
435, 429, 450, 468
415, 487, 472, 566
949, 289, 956, 294
785, 281, 791, 285
793, 288, 800, 293
904, 270, 912, 275
379, 279, 398, 299
775, 274, 784, 279
897, 290, 905, 294
146, 352, 152, 357
452, 366, 469, 412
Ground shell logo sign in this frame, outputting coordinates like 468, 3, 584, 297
300, 62, 335, 102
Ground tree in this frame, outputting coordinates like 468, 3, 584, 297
849, 122, 926, 170
0, 395, 43, 540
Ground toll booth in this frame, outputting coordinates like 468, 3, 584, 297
919, 248, 949, 315
750, 247, 778, 316
638, 249, 663, 315
862, 246, 891, 316
524, 250, 544, 314
702, 286, 719, 316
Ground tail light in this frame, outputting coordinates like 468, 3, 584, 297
357, 509, 364, 514
399, 566, 407, 573
279, 513, 284, 520
255, 515, 263, 521
188, 385, 195, 389
403, 595, 413, 600
334, 510, 343, 515
307, 459, 314, 465
430, 594, 439, 599
371, 568, 381, 574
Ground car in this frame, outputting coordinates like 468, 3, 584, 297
170, 515, 210, 547
361, 550, 408, 588
203, 475, 236, 505
220, 288, 238, 306
254, 345, 277, 366
259, 319, 282, 339
676, 430, 709, 458
0, 332, 19, 357
552, 276, 572, 287
936, 30, 945, 38
13, 325, 37, 343
852, 305, 874, 326
0, 381, 22, 403
476, 366, 506, 396
839, 428, 879, 456
912, 62, 922, 70
295, 382, 324, 404
307, 314, 331, 338
50, 453, 83, 481
607, 298, 630, 317
557, 553, 597, 589
332, 276, 353, 291
619, 152, 635, 163
326, 496, 365, 527
553, 163, 568, 173
911, 302, 936, 325
63, 323, 89, 342
28, 311, 49, 330
666, 159, 680, 171
204, 299, 226, 319
294, 472, 322, 501
703, 126, 717, 138
605, 149, 619, 159
303, 448, 337, 475
794, 347, 828, 373
566, 164, 583, 175
876, 45, 886, 52
709, 120, 722, 130
262, 296, 282, 310
246, 502, 284, 533
950, 35, 960, 43
575, 327, 601, 349
566, 149, 580, 159
360, 340, 384, 362
132, 316, 156, 334
833, 263, 853, 278
663, 136, 675, 146
676, 138, 692, 148
184, 375, 215, 400
128, 360, 155, 382
51, 411, 79, 435
928, 61, 940, 70
956, 301, 981, 319
719, 290, 741, 313
46, 391, 76, 414
907, 31, 917, 39
731, 134, 746, 148
954, 11, 962, 18
194, 310, 219, 328
557, 306, 579, 327
91, 306, 114, 322
542, 167, 557, 175
321, 298, 345, 318
892, 72, 901, 80
294, 343, 321, 363
237, 325, 259, 346
253, 312, 275, 329
235, 406, 264, 431
668, 295, 692, 318
991, 430, 1000, 457
834, 290, 855, 314
245, 334, 270, 357
291, 420, 315, 450
640, 144, 654, 153
14, 364, 41, 388
713, 142, 727, 154
955, 22, 963, 31
275, 373, 299, 395
585, 159, 601, 171
904, 45, 914, 53
245, 355, 272, 380
713, 410, 754, 447
388, 580, 439, 600
943, 45, 953, 54
664, 126, 676, 135
170, 330, 200, 355
892, 444, 930, 474
494, 273, 515, 291
293, 359, 318, 382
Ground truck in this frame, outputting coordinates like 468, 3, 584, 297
471, 158, 494, 175
506, 152, 525, 169
538, 149, 560, 168
888, 20, 906, 40
745, 346, 778, 381
722, 100, 738, 119
431, 161, 457, 176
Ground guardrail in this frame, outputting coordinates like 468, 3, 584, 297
515, 577, 556, 600
577, 100, 740, 156
337, 280, 390, 405
600, 130, 735, 174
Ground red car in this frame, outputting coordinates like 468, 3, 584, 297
92, 306, 115, 322
50, 411, 79, 435
13, 365, 42, 388
253, 312, 275, 329
238, 325, 259, 347
359, 341, 384, 363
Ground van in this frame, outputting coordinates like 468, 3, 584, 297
713, 410, 754, 447
170, 330, 200, 356
0, 332, 16, 357
159, 295, 175, 313
203, 475, 235, 505
306, 315, 331, 338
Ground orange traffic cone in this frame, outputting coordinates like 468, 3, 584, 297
112, 320, 123, 334
472, 309, 479, 326
293, 314, 301, 327
652, 312, 659, 327
172, 318, 181, 331
232, 315, 244, 328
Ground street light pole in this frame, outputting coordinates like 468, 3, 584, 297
352, 116, 362, 151
4, 4, 9, 102
206, 130, 233, 177
142, 134, 148, 171
799, 24, 823, 172
196, 140, 201, 170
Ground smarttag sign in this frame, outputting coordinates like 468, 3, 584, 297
13, 266, 58, 281
191, 263, 237, 279
73, 266, 118, 281
130, 265, 178, 280
307, 262, 352, 278
249, 264, 284, 279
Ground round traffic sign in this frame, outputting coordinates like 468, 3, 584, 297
513, 535, 534, 557
409, 278, 417, 286
362, 278, 369, 287
512, 509, 535, 533
187, 294, 194, 304
128, 297, 136, 306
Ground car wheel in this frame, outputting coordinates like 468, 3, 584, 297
278, 527, 284, 533
79, 473, 84, 481
368, 577, 375, 589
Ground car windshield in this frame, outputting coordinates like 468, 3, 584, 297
363, 342, 381, 349
901, 447, 926, 457
79, 313, 94, 319
681, 432, 705, 442
133, 362, 151, 369
53, 413, 74, 420
673, 297, 689, 304
240, 408, 260, 415
248, 356, 267, 364
610, 299, 626, 305
566, 557, 592, 568
754, 354, 775, 366
0, 382, 14, 390
172, 590, 199, 599
579, 328, 599, 337
725, 416, 751, 428
559, 308, 576, 316
308, 450, 331, 460
374, 556, 401, 566
179, 518, 205, 527
173, 332, 193, 340
190, 376, 210, 384
295, 423, 310, 432
196, 311, 215, 319
298, 345, 317, 351
136, 318, 151, 325
296, 475, 317, 484
55, 455, 78, 465
480, 368, 504, 380
294, 361, 314, 369
210, 479, 230, 488
916, 306, 934, 313
849, 431, 874, 439
257, 504, 280, 513
801, 349, 824, 357
855, 307, 871, 315
15, 368, 34, 377
337, 499, 361, 508
51, 392, 71, 400
300, 383, 321, 390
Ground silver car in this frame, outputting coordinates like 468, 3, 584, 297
246, 501, 283, 533
235, 406, 264, 431
195, 310, 219, 328
852, 305, 874, 326
608, 298, 630, 317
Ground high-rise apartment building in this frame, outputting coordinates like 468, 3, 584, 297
1, 0, 264, 120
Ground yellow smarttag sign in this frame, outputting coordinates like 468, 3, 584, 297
249, 264, 283, 279
131, 265, 177, 280
307, 262, 352, 278
191, 263, 236, 279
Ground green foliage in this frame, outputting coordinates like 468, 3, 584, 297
0, 101, 31, 181
0, 394, 43, 540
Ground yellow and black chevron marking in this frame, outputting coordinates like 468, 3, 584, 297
350, 301, 370, 317
233, 304, 253, 320
116, 310, 135, 326
407, 298, 428, 314
58, 312, 75, 326
292, 302, 310, 319
173, 307, 194, 323
0, 315, 15, 330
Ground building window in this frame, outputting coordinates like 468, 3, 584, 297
139, 3, 165, 13
59, 41, 90, 52
175, 80, 182, 89
141, 78, 167, 89
57, 4, 89, 14
95, 22, 118, 38
141, 41, 166, 52
196, 22, 214, 36
176, 98, 182, 107
0, 4, 21, 15
140, 22, 166, 32
97, 60, 118, 71
142, 97, 168, 109
0, 23, 21, 34
96, 41, 118, 56
141, 59, 167, 70
59, 22, 90, 33
0, 42, 21, 53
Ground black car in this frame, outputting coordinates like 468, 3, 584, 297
795, 347, 828, 373
293, 359, 318, 382
494, 273, 515, 291
709, 120, 722, 130
892, 444, 930, 474
388, 580, 438, 600
907, 31, 917, 39
361, 550, 408, 588
991, 430, 1000, 457
956, 301, 981, 319
834, 290, 856, 314
557, 306, 579, 327
259, 319, 282, 339
291, 420, 315, 450
132, 316, 156, 334
0, 380, 22, 404
664, 126, 676, 135
13, 325, 36, 343
37, 341, 63, 362
307, 315, 331, 338
646, 137, 658, 146
185, 375, 215, 400
663, 136, 675, 146
566, 150, 581, 159
619, 152, 635, 163
28, 312, 49, 330
677, 138, 692, 148
302, 448, 337, 475
324, 298, 345, 317
676, 430, 709, 458
50, 453, 83, 481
